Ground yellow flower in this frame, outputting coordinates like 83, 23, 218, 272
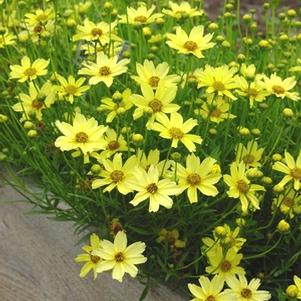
163, 1, 203, 19
75, 233, 102, 279
150, 112, 202, 152
12, 81, 56, 121
206, 247, 245, 285
78, 52, 129, 87
131, 59, 180, 89
128, 165, 180, 212
195, 65, 238, 100
262, 73, 300, 101
55, 74, 90, 103
55, 113, 107, 155
236, 76, 269, 107
293, 275, 301, 299
166, 25, 215, 58
224, 275, 271, 301
194, 94, 236, 124
131, 82, 180, 123
223, 162, 265, 213
272, 150, 301, 190
118, 5, 163, 25
10, 56, 49, 82
188, 275, 228, 301
240, 63, 256, 79
0, 31, 16, 48
73, 19, 118, 44
91, 128, 129, 160
25, 8, 54, 26
97, 89, 133, 123
92, 153, 137, 195
235, 140, 264, 169
273, 188, 301, 217
175, 153, 221, 203
94, 231, 147, 282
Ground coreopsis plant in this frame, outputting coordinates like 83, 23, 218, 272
1, 0, 301, 300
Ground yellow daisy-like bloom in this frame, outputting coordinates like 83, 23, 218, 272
55, 113, 107, 155
25, 8, 54, 26
79, 52, 129, 87
91, 128, 129, 160
27, 21, 55, 43
224, 275, 271, 301
273, 188, 301, 218
235, 140, 264, 169
236, 76, 270, 108
175, 153, 222, 203
206, 247, 245, 285
0, 31, 16, 48
75, 233, 102, 279
131, 82, 180, 123
262, 73, 300, 101
73, 19, 118, 44
94, 231, 147, 282
223, 162, 265, 213
131, 59, 180, 89
188, 275, 229, 301
194, 94, 236, 124
150, 112, 202, 152
91, 153, 137, 195
166, 25, 215, 58
272, 150, 301, 190
9, 56, 49, 82
163, 1, 203, 19
118, 5, 163, 25
12, 81, 56, 121
128, 165, 180, 212
55, 74, 90, 103
97, 89, 133, 123
195, 65, 238, 100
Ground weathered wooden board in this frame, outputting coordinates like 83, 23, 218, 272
0, 183, 185, 301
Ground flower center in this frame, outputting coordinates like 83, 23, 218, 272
33, 25, 43, 33
220, 259, 232, 272
247, 88, 258, 97
91, 28, 103, 37
110, 170, 124, 183
31, 99, 44, 109
272, 85, 285, 94
146, 183, 158, 194
169, 127, 184, 139
99, 66, 111, 76
212, 80, 225, 92
115, 252, 125, 262
75, 132, 89, 143
90, 254, 101, 264
236, 179, 249, 193
242, 154, 255, 164
65, 85, 78, 95
107, 140, 120, 151
290, 167, 301, 179
187, 173, 201, 186
206, 296, 216, 301
241, 288, 252, 299
210, 108, 222, 118
134, 15, 148, 23
283, 197, 294, 207
149, 76, 160, 88
24, 67, 37, 77
149, 99, 163, 112
184, 40, 197, 51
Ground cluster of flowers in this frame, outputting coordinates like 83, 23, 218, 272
1, 0, 301, 300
